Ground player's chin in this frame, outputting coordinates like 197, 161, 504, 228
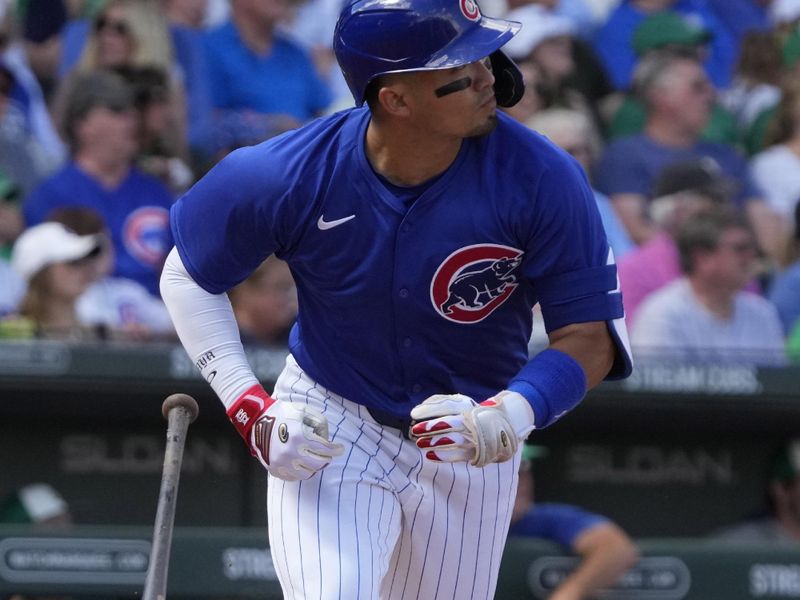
467, 114, 498, 138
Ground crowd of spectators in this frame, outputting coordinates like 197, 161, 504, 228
0, 0, 798, 364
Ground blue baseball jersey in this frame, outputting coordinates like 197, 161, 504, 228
171, 107, 626, 418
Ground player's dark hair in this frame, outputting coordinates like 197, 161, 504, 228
364, 75, 386, 113
676, 207, 750, 274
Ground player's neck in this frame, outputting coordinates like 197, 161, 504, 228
365, 120, 462, 186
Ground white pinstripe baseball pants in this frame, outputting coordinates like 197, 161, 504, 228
267, 355, 521, 600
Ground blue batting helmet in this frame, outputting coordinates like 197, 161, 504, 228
333, 0, 524, 107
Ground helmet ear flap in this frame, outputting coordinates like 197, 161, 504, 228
490, 50, 524, 108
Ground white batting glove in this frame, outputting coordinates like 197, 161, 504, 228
227, 385, 344, 481
410, 391, 535, 467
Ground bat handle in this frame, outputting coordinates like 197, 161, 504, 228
142, 394, 199, 600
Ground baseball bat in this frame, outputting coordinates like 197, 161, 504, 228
142, 393, 199, 600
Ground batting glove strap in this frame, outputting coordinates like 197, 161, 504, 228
228, 386, 345, 481
227, 384, 275, 443
465, 391, 535, 467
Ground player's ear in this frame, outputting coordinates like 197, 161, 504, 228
377, 82, 411, 117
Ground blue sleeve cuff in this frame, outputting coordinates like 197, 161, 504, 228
508, 348, 588, 428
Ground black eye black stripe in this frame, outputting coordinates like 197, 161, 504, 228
434, 76, 472, 97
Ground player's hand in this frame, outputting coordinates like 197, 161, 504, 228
410, 391, 535, 467
227, 385, 344, 481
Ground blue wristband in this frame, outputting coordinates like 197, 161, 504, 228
507, 348, 588, 428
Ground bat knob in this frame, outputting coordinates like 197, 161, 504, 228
162, 393, 199, 422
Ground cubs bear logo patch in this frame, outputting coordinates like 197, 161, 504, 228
430, 244, 523, 323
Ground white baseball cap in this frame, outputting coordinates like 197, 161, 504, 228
770, 0, 800, 24
11, 222, 103, 281
502, 5, 576, 61
0, 483, 70, 523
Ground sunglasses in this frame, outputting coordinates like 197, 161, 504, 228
94, 16, 130, 35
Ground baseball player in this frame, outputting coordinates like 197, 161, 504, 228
160, 0, 633, 597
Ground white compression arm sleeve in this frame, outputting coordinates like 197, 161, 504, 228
160, 247, 260, 409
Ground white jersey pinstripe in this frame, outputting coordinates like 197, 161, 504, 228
268, 354, 521, 599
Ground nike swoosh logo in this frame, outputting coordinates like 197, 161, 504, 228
317, 214, 355, 230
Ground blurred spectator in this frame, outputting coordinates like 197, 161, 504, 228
0, 482, 75, 600
719, 30, 783, 144
205, 108, 294, 168
503, 0, 598, 39
54, 0, 194, 161
0, 170, 25, 318
0, 61, 53, 202
789, 319, 800, 362
0, 260, 24, 320
5, 221, 105, 340
509, 444, 639, 599
0, 169, 23, 255
203, 0, 332, 135
48, 206, 175, 340
525, 108, 635, 259
502, 4, 608, 133
592, 0, 738, 91
750, 75, 800, 236
287, 0, 352, 110
770, 0, 800, 29
59, 0, 215, 161
161, 0, 216, 162
630, 208, 786, 365
593, 48, 782, 260
501, 59, 547, 124
0, 3, 67, 170
23, 69, 174, 297
0, 482, 72, 527
618, 158, 729, 323
606, 12, 738, 145
115, 64, 195, 195
229, 255, 297, 346
203, 0, 231, 28
164, 0, 210, 29
713, 438, 800, 544
741, 28, 800, 156
768, 203, 800, 335
703, 0, 772, 48
17, 0, 69, 101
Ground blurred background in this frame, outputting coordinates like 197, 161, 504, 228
0, 0, 799, 598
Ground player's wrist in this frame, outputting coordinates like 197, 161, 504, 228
481, 390, 535, 440
507, 348, 587, 429
226, 384, 276, 440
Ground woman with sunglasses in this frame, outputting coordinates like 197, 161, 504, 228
52, 0, 189, 170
